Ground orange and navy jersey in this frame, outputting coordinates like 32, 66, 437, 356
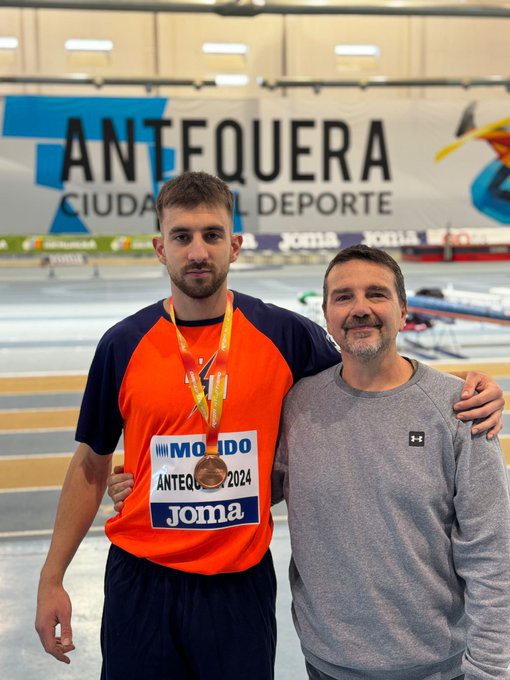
76, 291, 339, 575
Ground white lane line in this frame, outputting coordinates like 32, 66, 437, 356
0, 525, 105, 539
0, 451, 123, 461
0, 407, 78, 413
0, 453, 73, 461
429, 358, 510, 365
0, 371, 87, 377
0, 485, 62, 494
0, 427, 75, 434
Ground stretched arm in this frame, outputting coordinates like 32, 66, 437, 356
452, 428, 510, 679
35, 443, 112, 664
453, 371, 504, 438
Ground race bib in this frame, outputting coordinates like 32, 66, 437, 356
149, 430, 259, 530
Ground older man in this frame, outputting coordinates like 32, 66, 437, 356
273, 245, 510, 680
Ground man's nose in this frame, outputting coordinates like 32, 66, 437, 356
188, 234, 208, 262
350, 295, 371, 317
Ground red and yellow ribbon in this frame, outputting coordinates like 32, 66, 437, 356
168, 291, 233, 455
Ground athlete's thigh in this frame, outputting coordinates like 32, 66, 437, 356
185, 550, 277, 680
100, 545, 193, 680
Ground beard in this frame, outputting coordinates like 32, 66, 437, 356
170, 262, 229, 300
342, 333, 392, 360
341, 317, 391, 360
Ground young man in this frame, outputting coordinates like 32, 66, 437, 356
35, 171, 340, 680
36, 172, 503, 680
273, 245, 510, 680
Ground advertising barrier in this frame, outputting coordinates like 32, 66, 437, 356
0, 230, 427, 256
2, 227, 510, 258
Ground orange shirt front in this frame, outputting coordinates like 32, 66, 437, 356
76, 291, 339, 574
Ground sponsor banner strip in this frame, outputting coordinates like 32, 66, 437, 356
2, 228, 510, 257
0, 229, 428, 255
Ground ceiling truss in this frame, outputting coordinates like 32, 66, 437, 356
2, 74, 510, 92
1, 1, 510, 18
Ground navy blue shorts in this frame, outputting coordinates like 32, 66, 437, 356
100, 544, 277, 680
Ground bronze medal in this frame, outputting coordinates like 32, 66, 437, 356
194, 454, 228, 489
169, 293, 234, 491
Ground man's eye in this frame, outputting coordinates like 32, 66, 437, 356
335, 295, 350, 302
205, 232, 221, 241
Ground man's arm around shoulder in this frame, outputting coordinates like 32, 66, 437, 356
35, 443, 112, 664
453, 429, 510, 680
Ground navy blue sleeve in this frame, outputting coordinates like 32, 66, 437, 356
75, 301, 164, 455
233, 291, 340, 384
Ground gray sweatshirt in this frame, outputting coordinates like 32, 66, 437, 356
273, 362, 510, 680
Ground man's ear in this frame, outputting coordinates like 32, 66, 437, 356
400, 303, 408, 331
322, 302, 331, 334
230, 233, 243, 263
153, 235, 166, 264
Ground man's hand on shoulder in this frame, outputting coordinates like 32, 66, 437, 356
108, 465, 134, 512
453, 371, 504, 439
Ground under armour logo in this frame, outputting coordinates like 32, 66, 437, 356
409, 432, 425, 447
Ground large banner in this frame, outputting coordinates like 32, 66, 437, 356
0, 96, 509, 235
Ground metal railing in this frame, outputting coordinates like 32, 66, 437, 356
2, 73, 509, 92
1, 1, 510, 19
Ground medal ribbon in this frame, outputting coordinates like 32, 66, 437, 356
168, 291, 233, 455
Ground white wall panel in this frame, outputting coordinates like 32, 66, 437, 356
35, 9, 155, 95
424, 17, 509, 76
0, 8, 509, 100
0, 9, 23, 94
156, 14, 284, 99
420, 17, 510, 100
0, 9, 40, 95
284, 15, 415, 100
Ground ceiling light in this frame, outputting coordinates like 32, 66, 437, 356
203, 43, 248, 55
215, 74, 249, 86
0, 37, 19, 50
65, 39, 113, 52
335, 44, 380, 58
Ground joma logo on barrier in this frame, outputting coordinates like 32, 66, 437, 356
362, 230, 421, 248
155, 438, 252, 458
166, 502, 244, 527
279, 231, 341, 252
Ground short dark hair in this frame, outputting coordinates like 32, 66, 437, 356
323, 244, 407, 307
156, 171, 234, 228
